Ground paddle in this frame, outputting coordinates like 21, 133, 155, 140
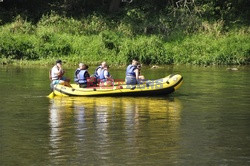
47, 92, 55, 98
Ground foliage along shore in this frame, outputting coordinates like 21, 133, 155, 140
0, 0, 250, 66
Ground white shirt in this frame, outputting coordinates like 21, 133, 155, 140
103, 70, 109, 78
51, 65, 62, 80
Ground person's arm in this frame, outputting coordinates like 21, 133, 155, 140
104, 70, 109, 79
135, 69, 139, 80
134, 68, 140, 84
85, 71, 90, 78
52, 66, 61, 78
55, 66, 63, 77
57, 64, 65, 76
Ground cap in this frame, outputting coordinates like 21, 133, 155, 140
56, 59, 62, 64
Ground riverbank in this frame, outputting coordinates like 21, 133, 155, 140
0, 15, 249, 66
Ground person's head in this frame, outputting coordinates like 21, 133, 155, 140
104, 65, 109, 70
56, 59, 62, 67
79, 63, 84, 69
132, 59, 138, 66
79, 63, 88, 70
101, 61, 107, 68
84, 64, 89, 70
137, 64, 141, 70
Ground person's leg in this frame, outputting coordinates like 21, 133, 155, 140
64, 81, 72, 87
58, 80, 71, 87
139, 75, 145, 80
103, 80, 113, 87
58, 80, 65, 85
125, 76, 137, 85
52, 80, 60, 85
60, 77, 72, 87
125, 77, 137, 89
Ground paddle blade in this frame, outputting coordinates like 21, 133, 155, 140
47, 92, 55, 98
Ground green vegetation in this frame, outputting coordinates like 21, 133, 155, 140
0, 0, 249, 65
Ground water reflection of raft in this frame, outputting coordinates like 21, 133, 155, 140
52, 74, 183, 97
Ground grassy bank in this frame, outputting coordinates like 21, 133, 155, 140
0, 14, 249, 66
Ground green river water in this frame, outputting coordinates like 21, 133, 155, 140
0, 65, 250, 165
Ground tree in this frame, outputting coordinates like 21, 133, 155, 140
109, 0, 121, 13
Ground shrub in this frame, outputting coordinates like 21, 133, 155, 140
82, 13, 109, 35
119, 36, 168, 64
165, 30, 250, 65
37, 13, 83, 35
2, 15, 35, 34
0, 33, 38, 60
36, 33, 72, 58
100, 30, 122, 52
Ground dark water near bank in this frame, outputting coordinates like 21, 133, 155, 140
0, 65, 250, 165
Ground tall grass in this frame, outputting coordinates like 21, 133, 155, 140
0, 14, 249, 65
165, 28, 250, 65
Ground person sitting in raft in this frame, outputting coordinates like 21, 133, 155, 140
99, 65, 113, 87
94, 61, 107, 79
74, 63, 90, 88
100, 65, 112, 81
50, 59, 71, 87
125, 59, 139, 85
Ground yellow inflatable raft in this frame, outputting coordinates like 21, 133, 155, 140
51, 74, 183, 97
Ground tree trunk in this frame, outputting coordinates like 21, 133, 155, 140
109, 0, 120, 13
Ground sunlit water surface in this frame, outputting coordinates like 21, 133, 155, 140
0, 65, 250, 165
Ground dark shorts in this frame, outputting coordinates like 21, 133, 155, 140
125, 76, 137, 85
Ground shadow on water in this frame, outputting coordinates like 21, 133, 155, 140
48, 96, 183, 165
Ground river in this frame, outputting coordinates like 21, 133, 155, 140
0, 65, 250, 165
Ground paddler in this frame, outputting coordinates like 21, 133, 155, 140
50, 60, 71, 87
74, 63, 90, 88
125, 59, 139, 85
